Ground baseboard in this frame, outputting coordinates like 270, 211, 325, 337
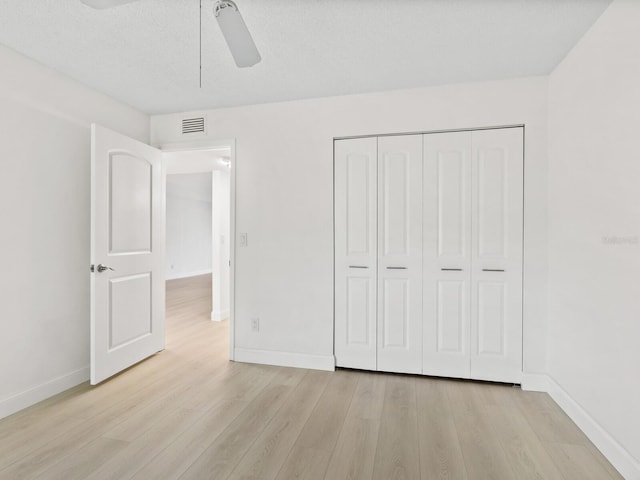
547, 376, 640, 479
211, 308, 230, 322
524, 373, 639, 479
166, 269, 212, 281
521, 373, 549, 392
234, 348, 335, 372
0, 366, 89, 420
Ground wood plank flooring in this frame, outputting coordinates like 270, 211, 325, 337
0, 274, 623, 480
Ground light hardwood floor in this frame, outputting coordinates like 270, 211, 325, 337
0, 274, 623, 480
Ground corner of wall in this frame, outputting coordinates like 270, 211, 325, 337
545, 376, 640, 480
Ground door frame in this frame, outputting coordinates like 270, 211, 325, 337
160, 138, 236, 361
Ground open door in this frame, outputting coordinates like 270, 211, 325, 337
90, 124, 164, 385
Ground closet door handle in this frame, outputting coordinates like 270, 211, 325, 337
441, 268, 463, 271
482, 269, 505, 272
348, 266, 368, 269
386, 266, 407, 270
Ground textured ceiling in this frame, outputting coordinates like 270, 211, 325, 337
0, 0, 611, 114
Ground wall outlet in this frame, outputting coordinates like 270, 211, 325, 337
239, 233, 248, 247
251, 317, 260, 332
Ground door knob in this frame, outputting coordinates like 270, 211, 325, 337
96, 264, 115, 273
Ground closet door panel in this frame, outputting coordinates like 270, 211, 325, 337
436, 280, 466, 352
423, 131, 472, 378
381, 277, 409, 348
377, 135, 422, 374
470, 128, 523, 383
477, 146, 508, 257
335, 138, 378, 370
477, 282, 507, 355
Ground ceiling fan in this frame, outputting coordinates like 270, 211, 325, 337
80, 0, 261, 68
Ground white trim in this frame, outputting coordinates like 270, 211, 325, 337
521, 373, 549, 392
333, 124, 525, 141
0, 367, 89, 420
234, 348, 336, 372
545, 376, 639, 480
211, 308, 230, 322
166, 269, 213, 281
229, 139, 236, 361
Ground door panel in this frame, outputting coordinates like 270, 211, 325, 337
91, 124, 164, 385
346, 277, 373, 346
437, 280, 465, 353
346, 152, 373, 256
381, 278, 409, 348
334, 138, 377, 370
477, 148, 507, 258
109, 153, 152, 254
109, 273, 152, 349
477, 282, 506, 355
470, 128, 523, 383
438, 151, 466, 256
423, 131, 472, 378
382, 152, 410, 256
377, 135, 422, 374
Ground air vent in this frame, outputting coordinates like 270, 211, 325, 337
181, 117, 206, 135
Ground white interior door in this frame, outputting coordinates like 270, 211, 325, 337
423, 131, 472, 378
377, 135, 423, 374
91, 124, 165, 385
470, 127, 523, 383
334, 138, 378, 370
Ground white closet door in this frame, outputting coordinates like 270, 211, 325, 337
470, 128, 523, 383
422, 131, 472, 378
377, 135, 423, 374
334, 138, 378, 370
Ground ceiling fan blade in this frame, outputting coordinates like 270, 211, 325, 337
81, 0, 140, 9
215, 0, 261, 68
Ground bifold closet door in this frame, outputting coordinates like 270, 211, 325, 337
470, 128, 523, 383
335, 128, 522, 382
422, 131, 472, 378
377, 135, 423, 374
334, 137, 378, 370
422, 127, 523, 382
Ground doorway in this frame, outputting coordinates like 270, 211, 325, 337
163, 145, 234, 358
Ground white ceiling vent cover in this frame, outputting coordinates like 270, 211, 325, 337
181, 117, 206, 135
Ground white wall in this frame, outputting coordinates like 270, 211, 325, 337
151, 77, 549, 372
547, 0, 640, 475
166, 173, 213, 280
0, 44, 149, 418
